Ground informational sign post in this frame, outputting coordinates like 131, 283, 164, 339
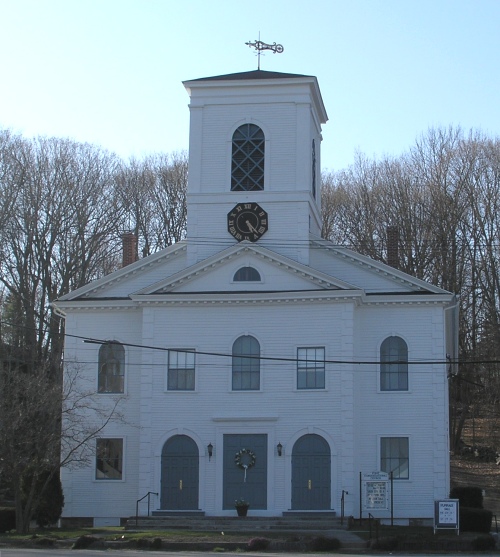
434, 499, 459, 535
362, 471, 389, 511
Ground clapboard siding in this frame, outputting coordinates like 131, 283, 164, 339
59, 70, 454, 522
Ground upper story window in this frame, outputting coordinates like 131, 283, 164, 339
232, 335, 260, 390
168, 349, 195, 391
380, 336, 408, 391
96, 438, 123, 480
233, 266, 261, 282
98, 341, 125, 393
231, 124, 265, 191
297, 347, 325, 389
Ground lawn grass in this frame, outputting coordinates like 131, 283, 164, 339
0, 526, 257, 543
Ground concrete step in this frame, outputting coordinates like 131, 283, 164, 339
126, 513, 344, 532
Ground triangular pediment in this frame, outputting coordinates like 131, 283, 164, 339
56, 238, 451, 307
134, 242, 356, 296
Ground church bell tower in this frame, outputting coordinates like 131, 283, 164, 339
183, 69, 328, 265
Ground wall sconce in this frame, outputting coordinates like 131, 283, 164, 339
207, 443, 213, 461
277, 442, 283, 457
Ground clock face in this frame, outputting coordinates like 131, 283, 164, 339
227, 202, 268, 242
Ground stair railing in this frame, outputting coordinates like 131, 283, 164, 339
135, 491, 158, 526
368, 513, 379, 541
340, 490, 348, 525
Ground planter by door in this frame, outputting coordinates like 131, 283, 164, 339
236, 505, 249, 517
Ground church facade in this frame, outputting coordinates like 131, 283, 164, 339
57, 69, 458, 524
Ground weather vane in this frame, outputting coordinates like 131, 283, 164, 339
246, 37, 284, 70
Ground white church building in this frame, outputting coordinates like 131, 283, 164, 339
57, 68, 458, 524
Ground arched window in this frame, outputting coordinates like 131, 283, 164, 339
233, 266, 261, 282
232, 335, 260, 390
98, 341, 125, 393
380, 336, 408, 391
231, 124, 265, 191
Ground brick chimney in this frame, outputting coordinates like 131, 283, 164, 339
121, 233, 138, 267
387, 226, 399, 269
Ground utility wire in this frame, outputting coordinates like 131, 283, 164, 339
3, 319, 499, 369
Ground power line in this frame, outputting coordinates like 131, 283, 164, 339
4, 319, 500, 369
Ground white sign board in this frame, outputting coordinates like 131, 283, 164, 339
362, 471, 389, 511
434, 499, 459, 534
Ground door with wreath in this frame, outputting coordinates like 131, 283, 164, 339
223, 434, 267, 510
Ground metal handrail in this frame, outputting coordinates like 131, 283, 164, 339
341, 490, 348, 525
368, 513, 379, 540
135, 491, 158, 526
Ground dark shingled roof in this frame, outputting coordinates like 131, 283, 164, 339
187, 69, 313, 82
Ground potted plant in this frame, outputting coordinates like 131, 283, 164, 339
235, 498, 250, 517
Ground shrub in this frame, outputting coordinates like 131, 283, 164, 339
248, 537, 271, 550
0, 507, 15, 532
309, 536, 341, 551
450, 486, 483, 508
471, 534, 496, 551
72, 535, 98, 549
151, 537, 162, 549
34, 537, 54, 547
32, 471, 64, 527
460, 507, 492, 533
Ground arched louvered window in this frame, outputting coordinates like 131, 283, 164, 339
98, 341, 125, 393
380, 336, 408, 391
232, 335, 260, 390
233, 266, 261, 282
231, 124, 265, 191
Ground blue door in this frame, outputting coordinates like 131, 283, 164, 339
223, 434, 267, 510
291, 434, 331, 510
161, 435, 199, 510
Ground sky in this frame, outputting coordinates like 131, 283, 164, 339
0, 0, 499, 171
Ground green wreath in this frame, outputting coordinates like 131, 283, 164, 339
234, 448, 256, 470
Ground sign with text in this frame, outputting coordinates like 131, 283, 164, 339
434, 499, 459, 534
362, 471, 389, 510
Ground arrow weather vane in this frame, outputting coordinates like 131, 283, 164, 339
246, 38, 284, 70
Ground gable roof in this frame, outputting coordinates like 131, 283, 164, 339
55, 237, 453, 309
56, 242, 188, 301
309, 238, 450, 295
134, 242, 356, 296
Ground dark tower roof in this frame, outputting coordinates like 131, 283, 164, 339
186, 69, 313, 82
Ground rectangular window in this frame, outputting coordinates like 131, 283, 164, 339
297, 347, 325, 389
381, 437, 409, 479
168, 350, 195, 391
96, 438, 123, 480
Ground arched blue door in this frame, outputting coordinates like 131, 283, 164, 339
291, 434, 331, 510
161, 435, 199, 510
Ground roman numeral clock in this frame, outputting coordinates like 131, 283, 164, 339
227, 203, 268, 242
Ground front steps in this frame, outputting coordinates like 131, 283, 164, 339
127, 512, 342, 532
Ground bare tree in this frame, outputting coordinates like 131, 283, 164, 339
0, 348, 123, 533
321, 127, 500, 451
115, 151, 188, 256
